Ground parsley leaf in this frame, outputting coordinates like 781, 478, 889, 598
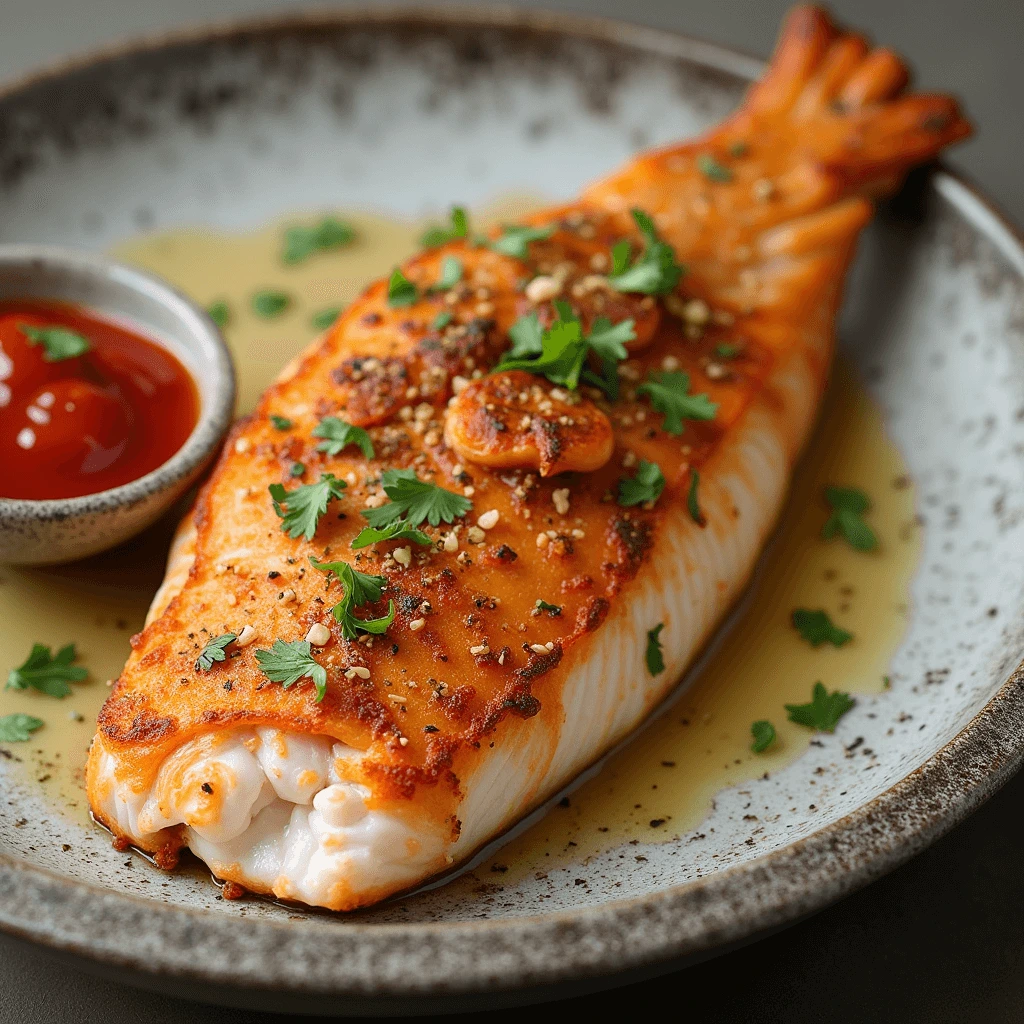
617, 459, 666, 507
282, 216, 356, 264
195, 633, 237, 672
607, 209, 684, 295
0, 714, 45, 743
420, 206, 469, 248
785, 682, 855, 733
645, 623, 666, 675
430, 256, 463, 292
252, 290, 290, 318
497, 316, 588, 389
535, 600, 563, 617
311, 306, 343, 331
751, 720, 776, 753
697, 153, 734, 183
387, 268, 418, 308
505, 311, 545, 359
489, 224, 555, 260
255, 640, 328, 702
269, 415, 293, 431
313, 416, 375, 459
792, 609, 853, 648
687, 469, 705, 525
586, 316, 635, 363
351, 520, 432, 549
309, 558, 396, 640
19, 324, 90, 362
715, 342, 743, 359
269, 473, 347, 541
290, 462, 305, 477
729, 141, 750, 158
822, 486, 878, 552
432, 311, 453, 331
6, 643, 87, 698
637, 371, 718, 435
361, 468, 472, 529
207, 301, 230, 329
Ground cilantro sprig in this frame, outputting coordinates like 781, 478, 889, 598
387, 268, 418, 308
313, 417, 375, 460
607, 209, 685, 296
362, 469, 472, 529
269, 473, 347, 541
255, 640, 328, 702
282, 216, 356, 264
351, 520, 432, 550
785, 682, 855, 733
645, 623, 665, 675
0, 714, 45, 743
20, 324, 90, 362
309, 558, 396, 640
822, 486, 877, 552
637, 371, 717, 435
195, 633, 237, 672
617, 460, 666, 507
750, 720, 777, 753
6, 643, 87, 698
792, 609, 853, 648
489, 223, 555, 260
421, 206, 470, 248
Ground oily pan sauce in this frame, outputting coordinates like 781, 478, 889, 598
0, 300, 199, 500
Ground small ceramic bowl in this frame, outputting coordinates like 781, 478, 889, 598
0, 245, 235, 565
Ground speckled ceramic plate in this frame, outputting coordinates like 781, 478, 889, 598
1, 7, 1023, 1015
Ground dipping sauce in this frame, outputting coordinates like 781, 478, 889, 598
0, 301, 199, 500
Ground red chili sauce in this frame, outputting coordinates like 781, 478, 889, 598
0, 300, 199, 500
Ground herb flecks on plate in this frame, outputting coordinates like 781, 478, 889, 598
387, 268, 418, 308
607, 209, 685, 295
822, 486, 878, 551
195, 633, 237, 672
269, 473, 347, 541
361, 469, 472, 530
792, 609, 853, 648
750, 720, 777, 753
645, 623, 666, 675
252, 290, 291, 319
785, 682, 855, 733
637, 371, 717, 435
313, 417, 375, 459
282, 216, 356, 265
309, 558, 396, 640
255, 640, 328, 702
618, 460, 666, 508
489, 223, 555, 260
0, 714, 45, 743
19, 324, 91, 361
420, 206, 469, 248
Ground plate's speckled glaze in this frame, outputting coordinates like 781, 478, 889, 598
0, 8, 1023, 1014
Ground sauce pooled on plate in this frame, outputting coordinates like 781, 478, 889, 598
0, 300, 199, 500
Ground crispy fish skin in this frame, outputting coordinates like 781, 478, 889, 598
86, 6, 970, 909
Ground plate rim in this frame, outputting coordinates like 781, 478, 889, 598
1, 3, 1023, 1002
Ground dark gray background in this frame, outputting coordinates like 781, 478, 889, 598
2, 1, 1022, 1020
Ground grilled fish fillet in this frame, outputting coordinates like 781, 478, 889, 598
86, 6, 970, 911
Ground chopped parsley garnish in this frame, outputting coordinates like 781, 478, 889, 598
19, 324, 90, 362
350, 520, 433, 550
645, 623, 666, 675
269, 473, 347, 541
311, 306, 343, 330
792, 609, 853, 648
430, 255, 463, 293
313, 416, 375, 459
729, 141, 750, 158
269, 415, 293, 431
637, 370, 718, 435
0, 714, 45, 743
420, 206, 469, 248
194, 632, 237, 672
489, 223, 555, 260
750, 720, 776, 753
785, 682, 855, 733
822, 486, 877, 552
255, 640, 328, 702
207, 301, 230, 329
697, 153, 734, 183
362, 468, 472, 529
687, 469, 704, 525
252, 290, 291, 319
607, 209, 685, 295
290, 461, 305, 477
308, 558, 396, 640
535, 600, 563, 617
282, 216, 356, 264
387, 268, 418, 308
6, 643, 87, 698
432, 310, 453, 331
715, 342, 743, 359
617, 459, 666, 507
498, 303, 634, 394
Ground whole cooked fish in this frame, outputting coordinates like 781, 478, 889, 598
86, 5, 970, 911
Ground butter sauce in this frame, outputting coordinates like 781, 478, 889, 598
0, 205, 919, 870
